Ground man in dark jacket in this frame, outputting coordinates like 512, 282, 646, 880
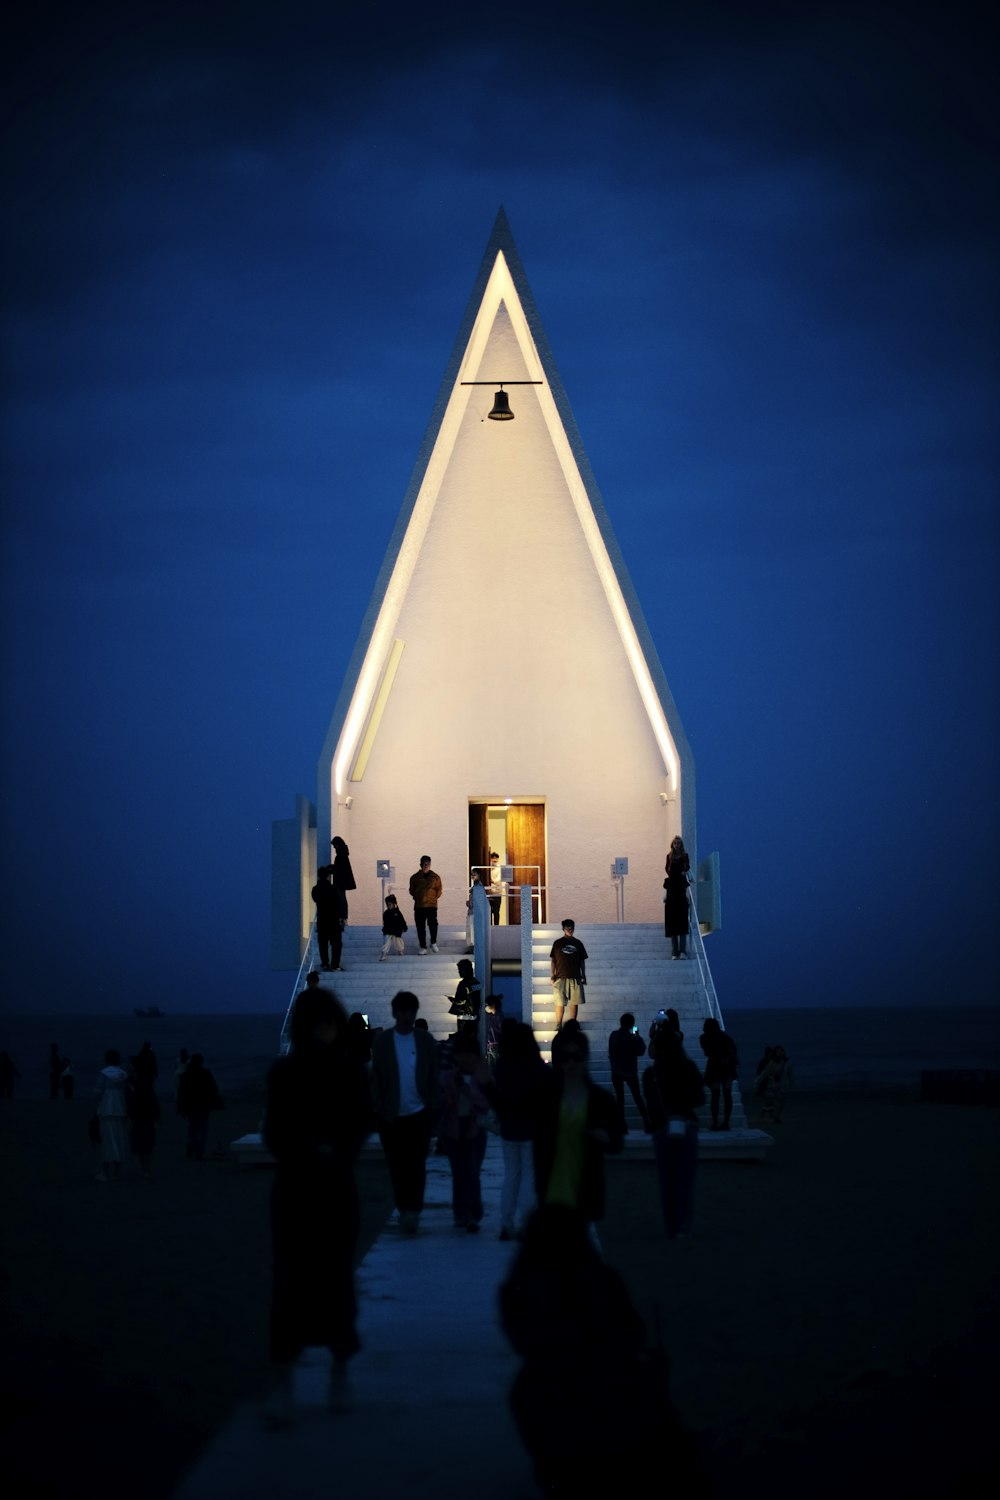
370, 992, 439, 1233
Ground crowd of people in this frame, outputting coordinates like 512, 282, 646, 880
7, 1038, 229, 1181
265, 975, 766, 1483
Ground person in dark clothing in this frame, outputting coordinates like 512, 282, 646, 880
379, 894, 408, 959
437, 1032, 491, 1231
499, 1205, 711, 1497
312, 867, 344, 972
644, 1021, 706, 1238
344, 1012, 372, 1068
483, 1020, 546, 1240
699, 1017, 739, 1131
132, 1041, 158, 1084
328, 836, 357, 927
262, 986, 371, 1424
663, 835, 691, 957
176, 1053, 224, 1160
608, 1012, 651, 1133
370, 992, 439, 1233
128, 1059, 160, 1178
484, 994, 503, 1069
532, 1024, 622, 1226
449, 959, 482, 1022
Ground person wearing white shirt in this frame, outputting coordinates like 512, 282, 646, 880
370, 993, 439, 1233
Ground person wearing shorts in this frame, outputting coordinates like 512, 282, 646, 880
550, 920, 588, 1030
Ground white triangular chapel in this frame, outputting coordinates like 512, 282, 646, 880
307, 210, 694, 933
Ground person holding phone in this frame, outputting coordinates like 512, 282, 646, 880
607, 1012, 650, 1133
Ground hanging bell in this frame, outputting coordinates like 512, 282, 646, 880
487, 387, 514, 421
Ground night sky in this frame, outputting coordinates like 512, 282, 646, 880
2, 1, 996, 1016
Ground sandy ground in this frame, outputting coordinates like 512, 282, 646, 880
1, 1088, 998, 1499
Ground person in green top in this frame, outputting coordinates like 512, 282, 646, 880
532, 1023, 622, 1227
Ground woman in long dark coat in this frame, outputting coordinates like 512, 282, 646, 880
262, 986, 370, 1423
663, 835, 691, 958
329, 836, 357, 924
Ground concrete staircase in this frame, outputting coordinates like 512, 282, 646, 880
528, 923, 748, 1135
275, 920, 769, 1159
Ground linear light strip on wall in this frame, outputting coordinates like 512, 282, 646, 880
349, 638, 405, 782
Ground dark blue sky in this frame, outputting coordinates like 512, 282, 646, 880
2, 1, 997, 1015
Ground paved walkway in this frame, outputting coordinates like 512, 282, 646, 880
173, 1137, 539, 1499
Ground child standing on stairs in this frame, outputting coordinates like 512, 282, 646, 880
380, 894, 408, 960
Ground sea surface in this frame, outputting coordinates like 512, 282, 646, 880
1, 1006, 998, 1100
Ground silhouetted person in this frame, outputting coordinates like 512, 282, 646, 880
370, 992, 439, 1233
663, 835, 691, 958
755, 1045, 794, 1123
449, 958, 482, 1022
312, 867, 344, 972
129, 1057, 160, 1179
644, 1020, 705, 1238
329, 835, 356, 936
262, 985, 371, 1425
59, 1058, 75, 1101
485, 994, 503, 1068
344, 1012, 372, 1068
482, 1020, 545, 1240
663, 1007, 684, 1043
132, 1040, 158, 1083
0, 1051, 22, 1100
608, 1012, 651, 1133
699, 1017, 738, 1131
533, 1024, 622, 1228
177, 1053, 224, 1160
94, 1050, 130, 1181
500, 1205, 711, 1496
438, 1032, 491, 1231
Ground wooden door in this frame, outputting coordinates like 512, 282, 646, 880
468, 803, 489, 887
505, 804, 546, 923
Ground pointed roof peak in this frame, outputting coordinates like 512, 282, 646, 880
485, 205, 518, 260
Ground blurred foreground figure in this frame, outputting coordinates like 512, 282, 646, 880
263, 986, 370, 1424
499, 1206, 711, 1497
643, 1021, 705, 1239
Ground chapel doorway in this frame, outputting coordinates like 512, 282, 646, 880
468, 801, 547, 924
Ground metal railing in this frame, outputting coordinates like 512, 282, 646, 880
279, 920, 317, 1054
686, 886, 722, 1024
470, 865, 546, 923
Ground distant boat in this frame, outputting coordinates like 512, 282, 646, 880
133, 1006, 164, 1018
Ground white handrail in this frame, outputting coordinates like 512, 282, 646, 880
686, 887, 722, 1024
279, 921, 317, 1053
